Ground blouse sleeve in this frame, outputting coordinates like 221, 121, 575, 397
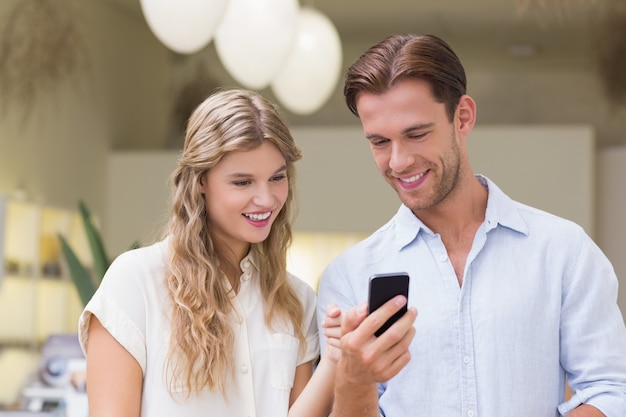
78, 249, 151, 374
289, 273, 320, 365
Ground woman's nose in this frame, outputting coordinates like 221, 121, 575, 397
252, 184, 273, 206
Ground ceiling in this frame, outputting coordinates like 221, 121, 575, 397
117, 0, 603, 68
111, 0, 626, 147
317, 0, 594, 54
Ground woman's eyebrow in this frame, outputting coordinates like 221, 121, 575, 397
225, 165, 287, 179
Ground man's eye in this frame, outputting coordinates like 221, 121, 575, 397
370, 139, 389, 147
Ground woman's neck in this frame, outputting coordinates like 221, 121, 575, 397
212, 236, 251, 292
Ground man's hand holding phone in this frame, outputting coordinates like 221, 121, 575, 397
338, 289, 417, 385
331, 276, 416, 417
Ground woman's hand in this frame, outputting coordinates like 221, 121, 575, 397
321, 303, 342, 363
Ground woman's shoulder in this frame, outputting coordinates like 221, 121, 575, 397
109, 238, 169, 271
286, 272, 317, 314
287, 272, 315, 295
99, 238, 170, 292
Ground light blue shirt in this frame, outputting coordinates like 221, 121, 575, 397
317, 176, 626, 417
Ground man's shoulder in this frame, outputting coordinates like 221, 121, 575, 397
512, 199, 585, 232
485, 175, 587, 237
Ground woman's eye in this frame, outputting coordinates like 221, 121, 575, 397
271, 174, 287, 182
233, 180, 251, 186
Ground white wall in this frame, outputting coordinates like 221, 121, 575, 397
0, 0, 171, 213
105, 124, 595, 257
291, 127, 398, 233
597, 148, 626, 317
107, 125, 626, 317
468, 125, 595, 235
295, 125, 595, 234
105, 151, 178, 253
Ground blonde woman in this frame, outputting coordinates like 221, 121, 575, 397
78, 89, 340, 417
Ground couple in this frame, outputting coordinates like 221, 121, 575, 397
78, 34, 626, 417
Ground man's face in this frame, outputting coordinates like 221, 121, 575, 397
355, 78, 464, 214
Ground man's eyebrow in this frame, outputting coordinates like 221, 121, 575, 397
365, 133, 386, 141
365, 123, 435, 140
402, 123, 434, 134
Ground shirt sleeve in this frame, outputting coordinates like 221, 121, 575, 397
558, 229, 626, 417
78, 250, 149, 374
316, 255, 357, 355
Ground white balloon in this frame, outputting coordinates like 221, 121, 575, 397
215, 0, 299, 89
140, 0, 228, 54
271, 8, 343, 115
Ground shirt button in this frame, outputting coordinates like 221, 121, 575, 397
241, 364, 248, 373
439, 254, 448, 262
467, 410, 475, 417
242, 273, 250, 282
463, 356, 470, 364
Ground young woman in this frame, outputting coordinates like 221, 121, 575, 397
78, 89, 340, 417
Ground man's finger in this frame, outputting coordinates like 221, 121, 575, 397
363, 295, 409, 336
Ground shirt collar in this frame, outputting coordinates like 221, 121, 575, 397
394, 174, 529, 251
478, 175, 529, 236
239, 252, 258, 274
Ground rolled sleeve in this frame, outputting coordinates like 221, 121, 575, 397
558, 232, 626, 416
77, 251, 150, 374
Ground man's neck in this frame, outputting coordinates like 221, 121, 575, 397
414, 174, 488, 238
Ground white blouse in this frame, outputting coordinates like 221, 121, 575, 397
78, 238, 319, 417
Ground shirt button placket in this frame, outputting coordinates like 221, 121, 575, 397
459, 274, 478, 417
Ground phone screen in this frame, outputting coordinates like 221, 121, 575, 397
368, 272, 410, 337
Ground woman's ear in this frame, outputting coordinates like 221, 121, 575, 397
198, 171, 207, 193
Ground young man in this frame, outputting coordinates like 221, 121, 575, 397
317, 34, 626, 417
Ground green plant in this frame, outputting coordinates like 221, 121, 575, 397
57, 201, 122, 306
57, 200, 108, 306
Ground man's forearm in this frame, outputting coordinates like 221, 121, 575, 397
331, 366, 380, 417
566, 404, 605, 417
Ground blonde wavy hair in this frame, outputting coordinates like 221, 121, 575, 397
165, 89, 304, 397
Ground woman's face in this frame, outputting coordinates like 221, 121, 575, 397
200, 141, 289, 260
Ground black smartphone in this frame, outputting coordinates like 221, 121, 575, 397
368, 272, 410, 337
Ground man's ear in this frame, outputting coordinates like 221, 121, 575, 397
456, 95, 476, 136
